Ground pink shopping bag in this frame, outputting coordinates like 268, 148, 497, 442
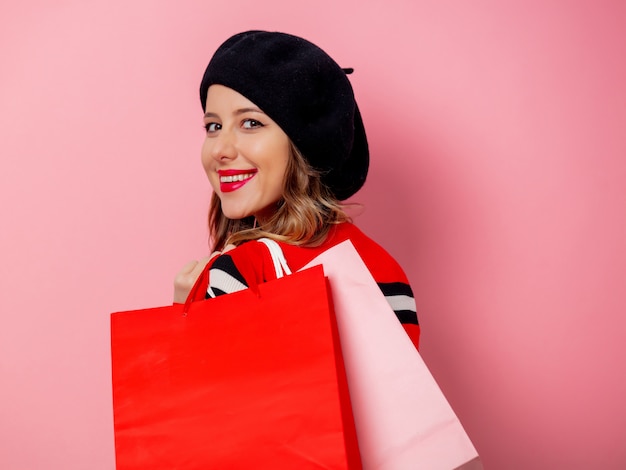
303, 241, 482, 470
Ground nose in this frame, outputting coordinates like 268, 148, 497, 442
210, 127, 237, 162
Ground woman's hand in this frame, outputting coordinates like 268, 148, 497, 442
173, 245, 235, 303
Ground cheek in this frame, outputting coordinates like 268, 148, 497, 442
200, 141, 219, 191
277, 144, 291, 179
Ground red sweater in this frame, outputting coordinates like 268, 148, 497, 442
205, 223, 420, 350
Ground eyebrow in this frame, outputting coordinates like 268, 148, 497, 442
203, 107, 265, 119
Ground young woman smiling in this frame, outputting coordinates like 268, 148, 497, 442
202, 84, 291, 224
174, 31, 420, 350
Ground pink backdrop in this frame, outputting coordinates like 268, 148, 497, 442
2, 1, 625, 468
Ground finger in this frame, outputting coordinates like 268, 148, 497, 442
173, 256, 213, 303
178, 259, 200, 276
208, 250, 222, 261
191, 256, 213, 275
175, 256, 210, 286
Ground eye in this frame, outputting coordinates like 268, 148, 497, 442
204, 122, 221, 133
242, 119, 264, 129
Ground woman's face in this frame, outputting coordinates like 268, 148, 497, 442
201, 84, 291, 222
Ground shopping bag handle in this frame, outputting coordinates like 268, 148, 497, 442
258, 238, 292, 278
181, 261, 211, 315
181, 238, 292, 314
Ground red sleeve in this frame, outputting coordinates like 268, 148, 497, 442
403, 324, 421, 351
219, 241, 275, 287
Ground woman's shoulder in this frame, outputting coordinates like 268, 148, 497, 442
333, 223, 410, 283
220, 222, 409, 284
278, 222, 410, 283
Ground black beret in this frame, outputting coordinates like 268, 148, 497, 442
199, 31, 369, 200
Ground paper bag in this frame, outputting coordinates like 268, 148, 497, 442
111, 264, 361, 469
304, 241, 481, 470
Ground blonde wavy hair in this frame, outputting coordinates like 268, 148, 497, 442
209, 142, 351, 251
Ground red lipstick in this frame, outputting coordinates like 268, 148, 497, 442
218, 169, 258, 193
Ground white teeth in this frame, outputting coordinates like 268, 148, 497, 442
220, 173, 254, 183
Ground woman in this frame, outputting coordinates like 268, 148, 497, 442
174, 31, 420, 349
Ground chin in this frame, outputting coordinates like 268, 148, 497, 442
222, 208, 255, 221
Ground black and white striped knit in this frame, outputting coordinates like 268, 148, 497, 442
206, 255, 247, 298
204, 223, 420, 349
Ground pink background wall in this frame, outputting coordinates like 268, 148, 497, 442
1, 1, 625, 468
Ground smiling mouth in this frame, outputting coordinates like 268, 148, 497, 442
219, 172, 255, 183
218, 169, 257, 193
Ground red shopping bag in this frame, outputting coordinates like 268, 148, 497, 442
111, 264, 361, 469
